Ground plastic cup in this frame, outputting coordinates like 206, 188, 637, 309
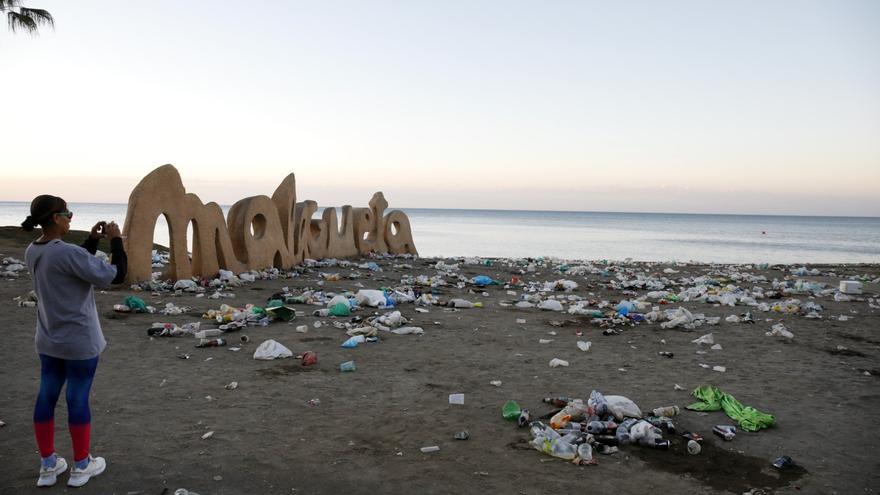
340, 360, 356, 372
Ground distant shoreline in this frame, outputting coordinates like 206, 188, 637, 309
1, 200, 878, 220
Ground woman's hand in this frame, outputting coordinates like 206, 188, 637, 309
89, 221, 107, 240
104, 221, 122, 240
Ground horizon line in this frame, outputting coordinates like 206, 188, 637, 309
1, 199, 878, 220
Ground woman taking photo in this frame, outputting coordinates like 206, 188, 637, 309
22, 195, 127, 488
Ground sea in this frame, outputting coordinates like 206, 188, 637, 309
1, 201, 878, 265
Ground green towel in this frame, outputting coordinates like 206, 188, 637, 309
687, 385, 775, 432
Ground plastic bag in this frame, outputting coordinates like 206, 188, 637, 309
605, 395, 642, 420
253, 339, 293, 360
538, 300, 564, 312
355, 289, 387, 307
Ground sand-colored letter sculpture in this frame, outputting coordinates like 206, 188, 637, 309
122, 165, 417, 283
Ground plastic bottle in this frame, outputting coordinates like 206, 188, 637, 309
576, 443, 593, 464
652, 405, 680, 417
586, 421, 618, 434
588, 390, 609, 417
195, 329, 223, 339
549, 411, 572, 429
614, 431, 630, 446
195, 337, 226, 348
547, 438, 577, 460
542, 397, 571, 408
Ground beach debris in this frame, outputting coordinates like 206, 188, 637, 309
340, 360, 356, 372
201, 431, 214, 440
299, 351, 318, 366
691, 333, 714, 345
13, 290, 37, 307
1, 257, 26, 277
114, 295, 154, 313
538, 300, 564, 311
766, 323, 794, 339
224, 381, 238, 390
448, 393, 465, 405
420, 446, 440, 453
253, 339, 292, 360
576, 341, 592, 352
772, 455, 794, 470
839, 281, 863, 294
549, 358, 569, 368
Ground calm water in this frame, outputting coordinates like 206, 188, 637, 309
1, 202, 878, 264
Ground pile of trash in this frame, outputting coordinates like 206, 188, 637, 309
503, 386, 776, 467
502, 391, 681, 466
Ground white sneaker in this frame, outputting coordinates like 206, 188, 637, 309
67, 455, 106, 487
37, 456, 68, 487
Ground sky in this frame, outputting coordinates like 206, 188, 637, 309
1, 0, 878, 216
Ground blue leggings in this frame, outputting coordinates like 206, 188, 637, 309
34, 354, 99, 425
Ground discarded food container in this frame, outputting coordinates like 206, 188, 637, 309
839, 281, 863, 294
448, 393, 465, 405
340, 360, 356, 372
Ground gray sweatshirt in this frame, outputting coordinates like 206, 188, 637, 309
25, 239, 117, 360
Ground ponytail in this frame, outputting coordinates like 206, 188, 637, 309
22, 195, 67, 232
21, 215, 37, 232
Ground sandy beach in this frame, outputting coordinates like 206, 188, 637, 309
1, 228, 878, 495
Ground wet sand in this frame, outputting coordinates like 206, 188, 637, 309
1, 228, 878, 494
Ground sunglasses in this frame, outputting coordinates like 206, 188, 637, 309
56, 210, 74, 220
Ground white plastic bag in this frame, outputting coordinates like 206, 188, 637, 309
538, 300, 564, 312
391, 326, 424, 335
355, 289, 387, 307
605, 395, 642, 420
253, 339, 293, 360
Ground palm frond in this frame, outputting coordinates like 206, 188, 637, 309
7, 6, 53, 34
0, 1, 23, 13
